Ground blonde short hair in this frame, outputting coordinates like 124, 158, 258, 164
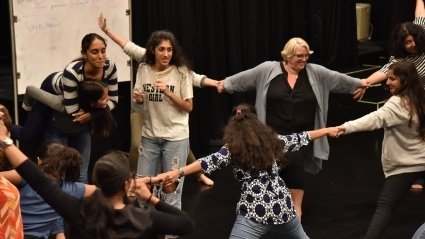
281, 37, 314, 61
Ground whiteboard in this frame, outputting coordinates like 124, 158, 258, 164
11, 0, 131, 94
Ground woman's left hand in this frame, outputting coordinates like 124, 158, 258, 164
353, 88, 366, 100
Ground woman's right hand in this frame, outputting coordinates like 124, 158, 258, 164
132, 87, 144, 104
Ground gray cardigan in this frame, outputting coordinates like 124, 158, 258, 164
223, 61, 362, 173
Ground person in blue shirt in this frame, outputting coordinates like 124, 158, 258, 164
1, 142, 96, 239
161, 103, 339, 239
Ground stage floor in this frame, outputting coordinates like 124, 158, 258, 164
180, 98, 425, 239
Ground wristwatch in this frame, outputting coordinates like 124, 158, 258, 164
178, 167, 185, 178
0, 137, 13, 151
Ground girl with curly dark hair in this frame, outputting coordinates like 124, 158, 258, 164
162, 103, 339, 238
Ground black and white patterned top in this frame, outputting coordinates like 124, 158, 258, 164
380, 17, 425, 88
198, 131, 310, 225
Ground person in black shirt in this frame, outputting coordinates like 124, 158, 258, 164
0, 107, 194, 239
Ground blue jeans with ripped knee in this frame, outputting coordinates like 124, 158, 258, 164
137, 137, 189, 209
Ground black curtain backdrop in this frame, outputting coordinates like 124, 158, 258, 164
131, 0, 359, 157
0, 1, 413, 157
361, 0, 415, 43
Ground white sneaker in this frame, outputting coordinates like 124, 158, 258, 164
22, 102, 33, 111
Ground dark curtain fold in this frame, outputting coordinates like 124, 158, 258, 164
131, 0, 358, 157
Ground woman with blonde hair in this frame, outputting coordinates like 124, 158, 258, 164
218, 37, 368, 219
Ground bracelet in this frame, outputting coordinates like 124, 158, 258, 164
178, 167, 185, 179
146, 194, 153, 203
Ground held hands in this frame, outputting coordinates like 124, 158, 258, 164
158, 170, 180, 187
353, 79, 370, 100
127, 177, 153, 202
336, 126, 346, 137
325, 126, 340, 138
216, 80, 225, 93
325, 126, 346, 138
127, 175, 165, 202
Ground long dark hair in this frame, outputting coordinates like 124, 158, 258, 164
141, 30, 192, 70
389, 61, 425, 140
81, 151, 131, 238
223, 104, 286, 170
388, 22, 425, 58
72, 33, 107, 62
78, 80, 115, 138
81, 33, 107, 54
0, 104, 12, 131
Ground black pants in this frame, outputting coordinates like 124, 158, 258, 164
365, 171, 425, 239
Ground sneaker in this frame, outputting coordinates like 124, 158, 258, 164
22, 102, 33, 111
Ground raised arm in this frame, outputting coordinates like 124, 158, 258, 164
98, 13, 129, 48
416, 0, 425, 18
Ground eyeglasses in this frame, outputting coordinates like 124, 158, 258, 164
294, 54, 310, 60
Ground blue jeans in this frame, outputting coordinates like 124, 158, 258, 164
413, 222, 425, 239
45, 126, 91, 183
230, 214, 309, 239
137, 137, 189, 209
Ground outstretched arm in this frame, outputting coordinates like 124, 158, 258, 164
160, 160, 202, 186
98, 13, 129, 48
308, 126, 339, 140
416, 0, 425, 17
353, 71, 387, 100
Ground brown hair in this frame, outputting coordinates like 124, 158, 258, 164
388, 61, 425, 140
0, 104, 12, 131
0, 104, 13, 170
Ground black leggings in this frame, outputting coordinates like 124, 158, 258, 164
365, 171, 425, 239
